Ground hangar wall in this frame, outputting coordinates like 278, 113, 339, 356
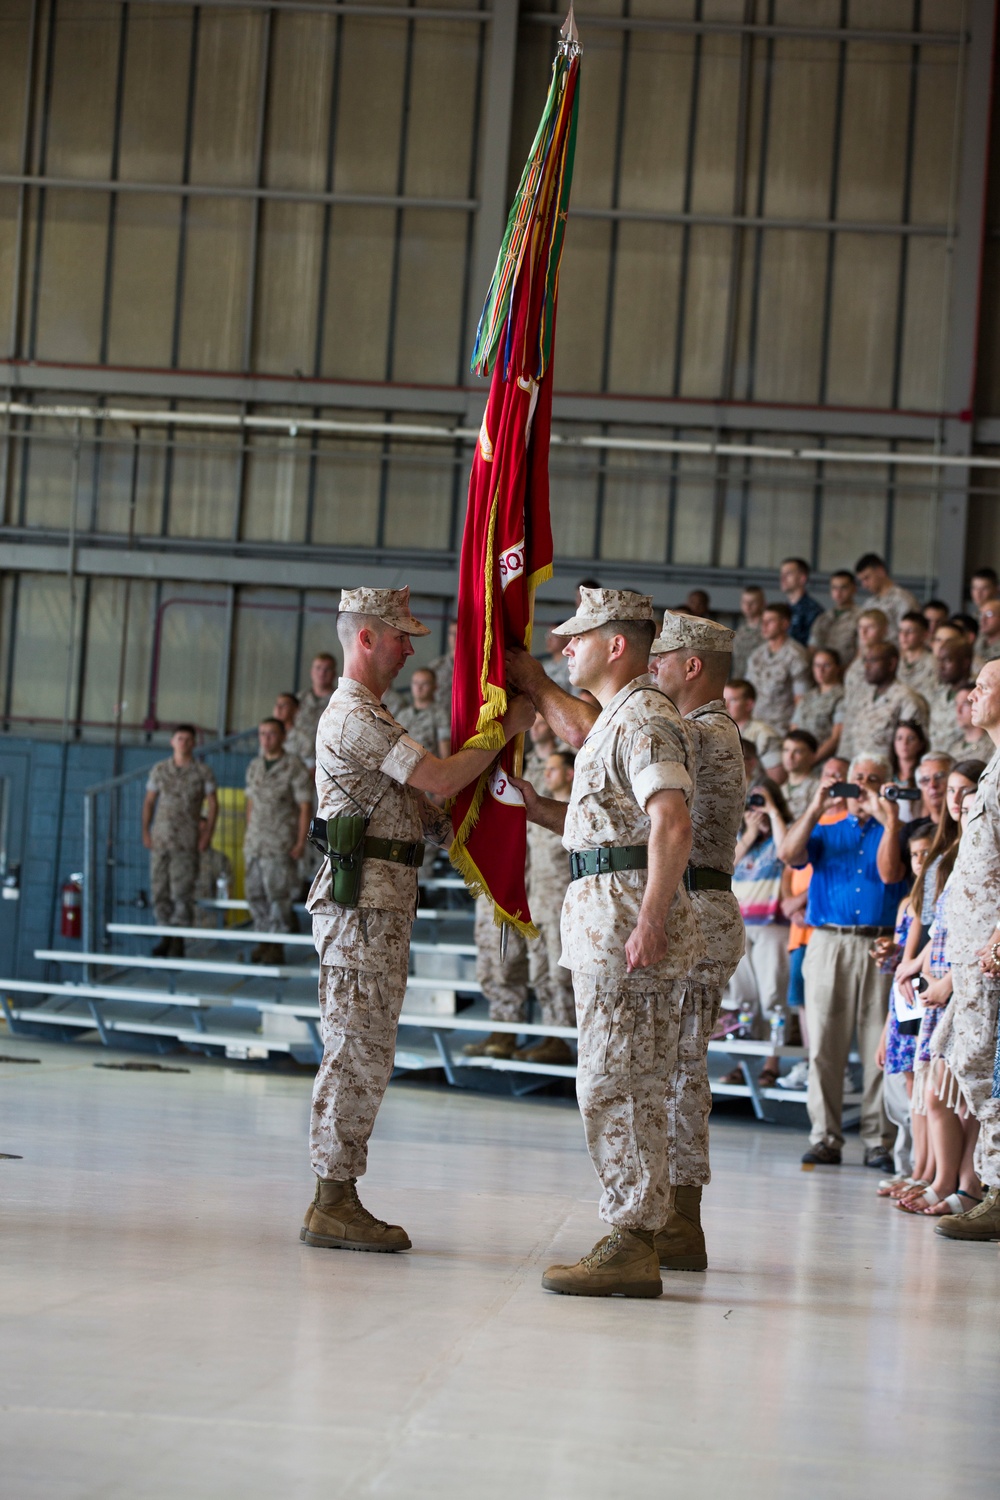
0, 0, 997, 743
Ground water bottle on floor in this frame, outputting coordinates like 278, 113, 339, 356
770, 1007, 787, 1049
736, 1001, 755, 1039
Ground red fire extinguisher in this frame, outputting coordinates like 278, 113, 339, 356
60, 875, 83, 940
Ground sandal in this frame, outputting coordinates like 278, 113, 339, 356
758, 1066, 781, 1089
877, 1174, 913, 1197
892, 1178, 931, 1201
921, 1189, 982, 1217
720, 1066, 745, 1085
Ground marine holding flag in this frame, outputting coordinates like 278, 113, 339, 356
449, 16, 581, 937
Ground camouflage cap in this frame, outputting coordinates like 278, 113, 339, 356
551, 586, 654, 637
650, 608, 735, 656
338, 585, 430, 637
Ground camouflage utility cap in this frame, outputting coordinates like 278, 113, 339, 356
338, 585, 430, 637
551, 587, 654, 637
651, 609, 735, 656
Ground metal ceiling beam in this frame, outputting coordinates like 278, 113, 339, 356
523, 12, 963, 46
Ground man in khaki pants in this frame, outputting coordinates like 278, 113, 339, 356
777, 755, 910, 1170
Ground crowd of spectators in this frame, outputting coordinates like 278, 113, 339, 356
711, 553, 1000, 1211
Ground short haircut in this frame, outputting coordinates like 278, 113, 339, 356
924, 598, 950, 614
940, 637, 973, 659
781, 557, 810, 576
972, 567, 999, 585
783, 728, 818, 753
859, 607, 888, 629
728, 678, 756, 700
411, 666, 436, 682
763, 601, 792, 622
742, 584, 765, 599
900, 611, 927, 629
855, 552, 887, 573
173, 723, 196, 738
259, 716, 285, 733
950, 613, 978, 635
548, 750, 576, 769
812, 645, 842, 667
313, 651, 337, 666
956, 679, 977, 693
919, 750, 954, 769
868, 641, 899, 661
337, 611, 383, 648
830, 569, 854, 585
599, 618, 656, 655
276, 691, 299, 706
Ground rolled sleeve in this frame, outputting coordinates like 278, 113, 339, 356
382, 732, 427, 785
626, 718, 693, 810
632, 760, 692, 810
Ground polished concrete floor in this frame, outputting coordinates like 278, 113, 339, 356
1, 1035, 997, 1500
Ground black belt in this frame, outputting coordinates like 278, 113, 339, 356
819, 924, 893, 938
569, 846, 647, 881
364, 836, 425, 868
684, 867, 732, 893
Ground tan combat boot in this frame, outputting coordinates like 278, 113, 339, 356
513, 1037, 574, 1066
934, 1184, 1000, 1241
300, 1178, 411, 1252
655, 1185, 708, 1271
463, 1031, 518, 1059
541, 1227, 662, 1298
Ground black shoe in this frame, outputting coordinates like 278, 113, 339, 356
863, 1147, 895, 1172
151, 937, 171, 958
169, 936, 185, 958
801, 1142, 842, 1165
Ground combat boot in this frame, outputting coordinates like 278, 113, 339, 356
268, 943, 285, 967
300, 1178, 411, 1252
463, 1031, 518, 1059
513, 1037, 574, 1066
541, 1227, 662, 1298
934, 1184, 1000, 1241
169, 936, 185, 958
152, 937, 171, 958
655, 1185, 708, 1271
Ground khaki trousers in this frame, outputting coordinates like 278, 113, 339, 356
574, 970, 684, 1230
803, 928, 892, 1151
475, 895, 528, 1023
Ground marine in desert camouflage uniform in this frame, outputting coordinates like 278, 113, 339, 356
808, 571, 862, 667
745, 604, 811, 735
244, 718, 314, 964
836, 643, 928, 763
513, 588, 699, 1299
286, 652, 337, 768
300, 587, 533, 1255
521, 750, 576, 1065
650, 611, 746, 1272
141, 725, 217, 958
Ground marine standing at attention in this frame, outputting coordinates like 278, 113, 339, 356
142, 724, 218, 958
300, 587, 533, 1254
512, 588, 700, 1299
243, 717, 313, 966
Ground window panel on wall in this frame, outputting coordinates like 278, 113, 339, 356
824, 233, 900, 407
0, 187, 19, 353
836, 43, 910, 223
671, 453, 717, 568
155, 587, 226, 732
749, 230, 827, 403
606, 223, 683, 395
715, 456, 749, 569
391, 210, 470, 384
8, 572, 84, 725
890, 478, 937, 584
617, 32, 695, 213
263, 11, 336, 191
599, 453, 669, 564
559, 27, 621, 212
552, 218, 611, 393
242, 428, 309, 544
897, 237, 949, 411
44, 0, 119, 177
80, 577, 155, 730
92, 417, 166, 537
333, 19, 408, 196
404, 21, 481, 198
253, 201, 324, 375
19, 427, 96, 531
33, 190, 110, 363
166, 419, 240, 540
0, 1, 31, 174
188, 9, 265, 187
742, 460, 816, 569
320, 206, 394, 380
908, 47, 961, 225
118, 4, 192, 183
176, 197, 253, 370
509, 29, 556, 201
688, 34, 742, 216
310, 427, 382, 548
229, 589, 300, 731
760, 39, 839, 221
817, 449, 890, 573
976, 241, 1000, 415
967, 456, 1000, 576
382, 443, 455, 551
549, 444, 599, 559
299, 592, 341, 687
106, 193, 181, 367
677, 225, 731, 398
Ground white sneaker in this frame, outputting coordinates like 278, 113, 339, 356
778, 1060, 809, 1091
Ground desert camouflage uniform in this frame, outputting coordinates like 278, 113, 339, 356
475, 895, 529, 1022
666, 703, 746, 1187
307, 679, 450, 1181
527, 821, 574, 1028
561, 677, 699, 1229
933, 750, 1000, 1186
926, 682, 966, 757
194, 845, 232, 927
808, 605, 862, 666
739, 716, 783, 773
427, 650, 454, 704
863, 584, 918, 641
244, 751, 313, 934
543, 653, 573, 692
840, 655, 867, 715
791, 687, 843, 754
396, 701, 450, 754
285, 688, 329, 768
973, 633, 1000, 674
955, 733, 993, 762
898, 650, 937, 700
746, 638, 811, 734
731, 621, 763, 681
146, 759, 216, 927
836, 679, 928, 763
784, 773, 821, 821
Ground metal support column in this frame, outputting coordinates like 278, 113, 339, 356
935, 0, 996, 608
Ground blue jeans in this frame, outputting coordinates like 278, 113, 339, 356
787, 944, 807, 1010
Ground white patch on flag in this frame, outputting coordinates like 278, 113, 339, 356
488, 763, 524, 807
499, 538, 525, 592
479, 414, 494, 462
518, 376, 540, 446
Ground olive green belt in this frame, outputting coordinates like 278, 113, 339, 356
568, 847, 731, 891
684, 867, 732, 893
363, 836, 425, 868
